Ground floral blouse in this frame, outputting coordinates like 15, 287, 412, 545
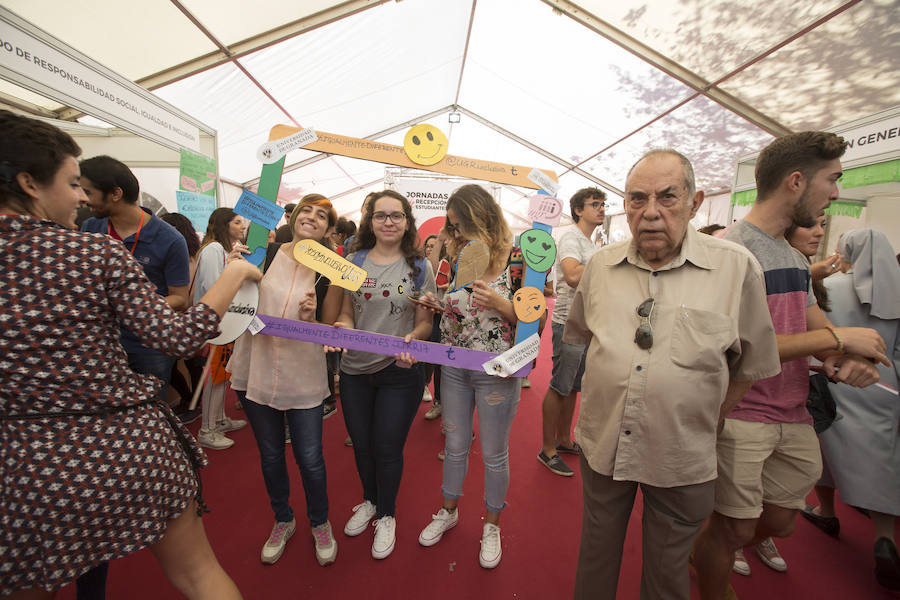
440, 258, 520, 354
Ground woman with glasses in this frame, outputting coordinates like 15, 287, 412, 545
417, 184, 529, 569
330, 190, 435, 560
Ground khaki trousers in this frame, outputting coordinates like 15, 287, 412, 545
574, 455, 715, 600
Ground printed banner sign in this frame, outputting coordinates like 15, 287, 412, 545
234, 189, 283, 231
179, 149, 217, 197
257, 127, 318, 164
175, 190, 216, 233
482, 333, 541, 377
0, 8, 201, 151
394, 178, 459, 239
293, 239, 367, 291
256, 314, 531, 376
208, 281, 259, 345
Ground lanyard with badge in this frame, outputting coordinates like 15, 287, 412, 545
109, 211, 145, 254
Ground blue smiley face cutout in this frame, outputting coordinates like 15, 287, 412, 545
520, 229, 556, 273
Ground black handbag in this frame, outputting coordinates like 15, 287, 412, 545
806, 372, 837, 434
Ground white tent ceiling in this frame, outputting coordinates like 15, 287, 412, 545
2, 0, 898, 219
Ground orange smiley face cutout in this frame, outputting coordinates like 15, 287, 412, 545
513, 286, 546, 323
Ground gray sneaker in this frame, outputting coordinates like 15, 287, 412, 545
261, 519, 296, 564
538, 451, 574, 477
312, 521, 337, 566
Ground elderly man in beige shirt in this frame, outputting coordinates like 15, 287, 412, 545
565, 149, 781, 600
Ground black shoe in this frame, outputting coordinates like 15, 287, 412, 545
537, 451, 574, 477
874, 538, 900, 590
800, 505, 840, 538
177, 407, 201, 425
556, 442, 582, 455
323, 402, 337, 420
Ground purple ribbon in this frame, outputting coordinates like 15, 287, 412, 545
256, 314, 531, 376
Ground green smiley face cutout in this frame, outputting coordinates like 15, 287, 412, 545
521, 228, 557, 273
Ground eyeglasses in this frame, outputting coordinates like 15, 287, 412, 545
634, 297, 655, 350
445, 222, 460, 237
586, 201, 606, 210
372, 211, 407, 224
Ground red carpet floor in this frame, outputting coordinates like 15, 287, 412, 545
58, 317, 898, 599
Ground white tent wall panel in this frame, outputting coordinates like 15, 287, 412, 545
582, 95, 773, 194
153, 62, 294, 183
861, 197, 900, 253
576, 0, 848, 83
239, 0, 469, 138
458, 0, 695, 162
1, 0, 217, 81
130, 167, 180, 214
178, 0, 349, 47
719, 0, 900, 133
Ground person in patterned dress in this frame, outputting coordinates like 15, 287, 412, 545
0, 110, 260, 599
417, 184, 533, 569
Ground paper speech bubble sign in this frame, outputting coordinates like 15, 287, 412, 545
520, 229, 557, 273
208, 281, 260, 345
513, 286, 547, 323
234, 189, 283, 231
293, 239, 367, 291
527, 194, 563, 226
451, 240, 490, 292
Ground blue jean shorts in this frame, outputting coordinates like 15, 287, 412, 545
549, 322, 588, 395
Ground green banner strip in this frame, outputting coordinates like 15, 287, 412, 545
730, 189, 757, 206
840, 159, 900, 189
825, 201, 864, 218
731, 189, 862, 218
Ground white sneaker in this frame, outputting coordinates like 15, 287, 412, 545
311, 521, 337, 566
479, 523, 502, 569
755, 537, 787, 572
261, 519, 295, 564
733, 548, 751, 576
372, 516, 396, 559
423, 387, 433, 402
418, 507, 458, 546
344, 500, 376, 536
215, 416, 247, 433
197, 429, 234, 450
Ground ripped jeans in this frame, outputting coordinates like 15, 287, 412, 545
439, 366, 521, 513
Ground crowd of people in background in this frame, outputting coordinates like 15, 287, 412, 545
1, 109, 898, 600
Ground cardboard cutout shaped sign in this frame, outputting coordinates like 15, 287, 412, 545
513, 286, 547, 323
520, 228, 557, 273
403, 123, 449, 166
208, 281, 259, 345
293, 239, 367, 291
451, 240, 490, 292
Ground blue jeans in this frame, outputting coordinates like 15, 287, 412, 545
237, 390, 328, 527
340, 363, 424, 517
440, 366, 521, 513
127, 351, 176, 402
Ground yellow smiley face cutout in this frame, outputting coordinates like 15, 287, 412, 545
404, 124, 448, 166
513, 286, 547, 323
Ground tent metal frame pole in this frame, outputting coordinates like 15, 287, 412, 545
132, 0, 390, 91
541, 0, 791, 137
455, 106, 623, 197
